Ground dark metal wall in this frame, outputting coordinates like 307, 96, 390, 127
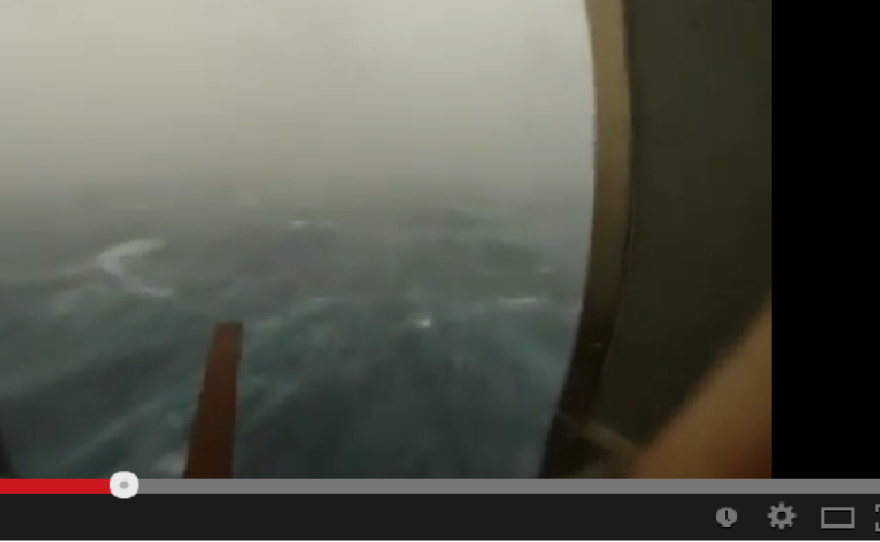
594, 0, 772, 444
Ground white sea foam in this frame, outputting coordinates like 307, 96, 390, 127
94, 239, 173, 299
409, 313, 433, 329
496, 296, 545, 308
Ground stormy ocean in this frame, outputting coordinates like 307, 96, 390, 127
0, 185, 591, 478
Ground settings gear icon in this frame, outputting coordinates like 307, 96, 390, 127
768, 502, 797, 530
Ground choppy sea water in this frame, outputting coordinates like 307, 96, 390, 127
0, 190, 590, 478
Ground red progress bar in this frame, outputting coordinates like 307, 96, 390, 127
0, 479, 111, 494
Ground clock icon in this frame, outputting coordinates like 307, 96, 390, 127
716, 507, 738, 528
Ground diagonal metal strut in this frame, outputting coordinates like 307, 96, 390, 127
184, 322, 243, 479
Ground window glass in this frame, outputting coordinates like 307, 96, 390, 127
0, 0, 595, 478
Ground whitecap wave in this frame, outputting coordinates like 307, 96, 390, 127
443, 297, 551, 321
496, 297, 546, 308
149, 448, 187, 478
94, 239, 173, 299
287, 296, 337, 318
408, 313, 433, 330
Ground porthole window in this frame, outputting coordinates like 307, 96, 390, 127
0, 0, 631, 479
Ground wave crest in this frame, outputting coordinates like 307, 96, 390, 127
95, 239, 173, 299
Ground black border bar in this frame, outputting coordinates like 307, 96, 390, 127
2, 494, 878, 540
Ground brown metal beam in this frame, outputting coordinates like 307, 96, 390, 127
184, 322, 243, 479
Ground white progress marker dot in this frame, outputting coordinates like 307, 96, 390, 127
110, 471, 139, 499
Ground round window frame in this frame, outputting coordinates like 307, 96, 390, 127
540, 0, 634, 478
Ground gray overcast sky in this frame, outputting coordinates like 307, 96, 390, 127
0, 0, 594, 195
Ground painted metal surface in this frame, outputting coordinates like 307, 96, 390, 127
593, 0, 773, 443
183, 322, 243, 479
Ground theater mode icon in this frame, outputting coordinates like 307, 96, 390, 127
821, 507, 855, 530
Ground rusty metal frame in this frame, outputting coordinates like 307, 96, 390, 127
184, 322, 244, 478
539, 0, 634, 477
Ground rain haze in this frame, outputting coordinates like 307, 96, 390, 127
0, 0, 596, 478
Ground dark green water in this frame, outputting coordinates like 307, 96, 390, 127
0, 188, 590, 478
